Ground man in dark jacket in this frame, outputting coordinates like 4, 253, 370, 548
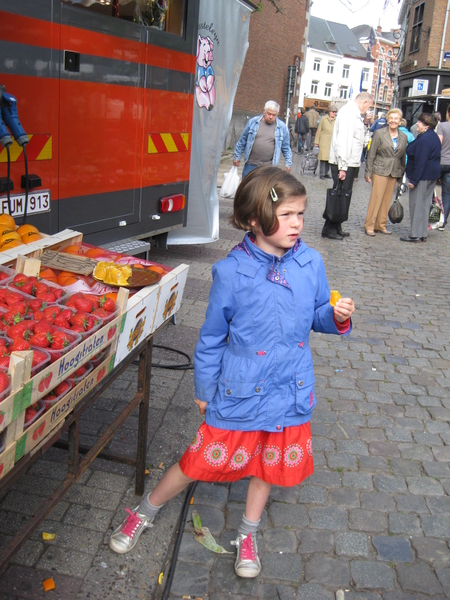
295, 108, 309, 153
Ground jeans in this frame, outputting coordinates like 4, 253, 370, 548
242, 163, 258, 179
297, 134, 307, 152
440, 164, 450, 226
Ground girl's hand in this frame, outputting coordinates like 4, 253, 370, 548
333, 297, 355, 323
195, 398, 208, 415
365, 176, 371, 183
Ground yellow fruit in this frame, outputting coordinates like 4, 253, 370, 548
0, 213, 15, 230
17, 224, 39, 236
329, 290, 341, 307
0, 231, 21, 247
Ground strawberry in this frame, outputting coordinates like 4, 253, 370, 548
6, 320, 35, 339
44, 372, 52, 389
34, 320, 53, 336
0, 357, 10, 368
52, 288, 64, 300
100, 296, 116, 312
53, 314, 70, 329
2, 310, 25, 327
29, 332, 52, 348
32, 350, 48, 367
0, 372, 9, 393
43, 306, 61, 322
69, 325, 85, 334
5, 290, 24, 306
69, 311, 90, 330
12, 274, 28, 285
25, 405, 37, 422
74, 365, 86, 377
28, 298, 46, 312
74, 297, 95, 313
55, 381, 71, 395
86, 316, 98, 331
61, 308, 74, 320
35, 291, 56, 303
11, 276, 35, 295
34, 282, 50, 295
0, 272, 10, 281
51, 331, 71, 349
10, 338, 31, 351
92, 308, 110, 320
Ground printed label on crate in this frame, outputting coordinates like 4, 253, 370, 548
15, 356, 114, 461
29, 314, 124, 405
152, 264, 189, 332
11, 382, 33, 422
0, 441, 16, 480
114, 286, 159, 368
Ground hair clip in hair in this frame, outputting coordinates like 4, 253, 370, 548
270, 187, 278, 202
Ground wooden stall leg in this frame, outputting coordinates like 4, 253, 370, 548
135, 337, 152, 496
68, 419, 79, 476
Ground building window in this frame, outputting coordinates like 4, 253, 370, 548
410, 2, 425, 53
362, 68, 370, 83
378, 59, 383, 78
324, 83, 332, 97
311, 80, 319, 94
327, 61, 334, 74
342, 64, 350, 78
383, 85, 389, 103
340, 86, 348, 99
313, 58, 321, 71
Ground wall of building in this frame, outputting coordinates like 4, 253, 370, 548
225, 0, 307, 150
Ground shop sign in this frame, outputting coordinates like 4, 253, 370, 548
412, 79, 428, 96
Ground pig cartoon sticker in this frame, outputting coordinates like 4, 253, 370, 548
195, 35, 215, 111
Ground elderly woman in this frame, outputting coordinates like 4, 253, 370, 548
315, 104, 337, 179
401, 112, 441, 242
364, 108, 408, 235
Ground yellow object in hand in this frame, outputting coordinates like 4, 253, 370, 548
329, 290, 341, 307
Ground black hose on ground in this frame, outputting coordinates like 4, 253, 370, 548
132, 344, 194, 370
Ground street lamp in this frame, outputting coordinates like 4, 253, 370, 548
393, 41, 400, 57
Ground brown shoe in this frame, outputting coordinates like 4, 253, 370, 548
375, 229, 392, 235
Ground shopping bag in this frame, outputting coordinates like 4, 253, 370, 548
388, 179, 406, 224
219, 166, 240, 198
429, 189, 444, 229
322, 181, 351, 222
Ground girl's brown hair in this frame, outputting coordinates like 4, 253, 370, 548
230, 166, 307, 236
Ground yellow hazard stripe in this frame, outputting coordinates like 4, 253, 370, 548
148, 133, 189, 154
0, 134, 52, 162
36, 136, 52, 160
148, 136, 158, 154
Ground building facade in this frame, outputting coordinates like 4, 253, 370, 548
353, 25, 397, 114
397, 0, 450, 124
225, 0, 308, 149
299, 17, 374, 113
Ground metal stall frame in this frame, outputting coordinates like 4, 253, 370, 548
0, 334, 154, 575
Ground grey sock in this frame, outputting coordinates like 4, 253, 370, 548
238, 514, 260, 537
138, 494, 164, 521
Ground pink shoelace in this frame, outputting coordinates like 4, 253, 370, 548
120, 508, 142, 538
240, 533, 256, 560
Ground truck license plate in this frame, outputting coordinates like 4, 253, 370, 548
0, 191, 51, 217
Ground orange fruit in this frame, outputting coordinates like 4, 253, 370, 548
21, 231, 42, 244
147, 265, 166, 275
105, 291, 118, 302
0, 239, 23, 251
39, 268, 58, 284
17, 224, 39, 237
85, 247, 110, 259
0, 214, 15, 230
57, 271, 79, 286
130, 263, 145, 269
0, 226, 14, 237
0, 231, 21, 246
329, 290, 341, 307
62, 244, 84, 255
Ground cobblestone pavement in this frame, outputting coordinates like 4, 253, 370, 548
0, 150, 449, 599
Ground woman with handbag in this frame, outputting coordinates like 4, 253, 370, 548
364, 108, 407, 236
401, 112, 441, 242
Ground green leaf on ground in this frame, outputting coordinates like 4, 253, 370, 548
192, 510, 233, 554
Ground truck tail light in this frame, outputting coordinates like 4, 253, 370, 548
159, 194, 186, 213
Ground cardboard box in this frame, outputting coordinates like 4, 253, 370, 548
14, 354, 115, 462
152, 264, 189, 332
0, 439, 16, 481
114, 283, 160, 368
0, 314, 124, 435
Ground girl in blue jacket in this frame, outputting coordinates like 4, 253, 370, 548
110, 166, 355, 578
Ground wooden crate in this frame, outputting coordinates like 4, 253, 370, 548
0, 229, 82, 266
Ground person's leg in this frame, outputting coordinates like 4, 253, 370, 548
319, 160, 326, 179
324, 161, 331, 177
233, 477, 272, 579
110, 463, 195, 554
322, 164, 341, 237
421, 180, 437, 239
364, 174, 386, 233
242, 163, 256, 179
408, 183, 421, 239
337, 166, 356, 235
440, 166, 450, 226
373, 175, 396, 232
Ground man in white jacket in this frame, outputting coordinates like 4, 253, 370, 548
322, 92, 373, 240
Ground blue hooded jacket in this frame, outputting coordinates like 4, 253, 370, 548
194, 234, 351, 432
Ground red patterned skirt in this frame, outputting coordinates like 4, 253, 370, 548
179, 421, 314, 487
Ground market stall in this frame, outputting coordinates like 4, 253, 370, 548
0, 226, 188, 573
